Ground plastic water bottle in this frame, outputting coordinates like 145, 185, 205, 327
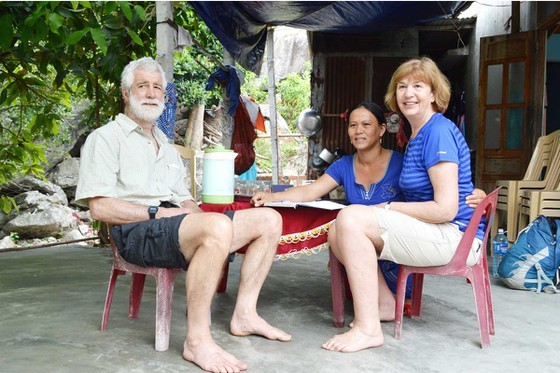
492, 229, 508, 277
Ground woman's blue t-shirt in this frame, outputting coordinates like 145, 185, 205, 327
325, 151, 405, 205
399, 113, 484, 238
325, 150, 409, 296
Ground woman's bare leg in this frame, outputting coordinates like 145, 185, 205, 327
322, 205, 384, 352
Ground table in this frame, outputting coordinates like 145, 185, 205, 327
199, 200, 340, 261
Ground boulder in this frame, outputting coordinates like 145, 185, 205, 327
14, 191, 67, 210
0, 210, 15, 231
259, 26, 310, 83
2, 205, 77, 239
0, 236, 16, 250
0, 176, 67, 202
47, 157, 80, 202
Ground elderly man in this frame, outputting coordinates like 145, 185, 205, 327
76, 57, 290, 373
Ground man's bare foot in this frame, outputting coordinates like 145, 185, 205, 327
322, 325, 384, 352
183, 337, 247, 373
230, 314, 292, 341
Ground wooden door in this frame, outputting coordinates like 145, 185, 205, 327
476, 31, 546, 191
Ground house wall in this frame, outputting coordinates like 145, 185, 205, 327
308, 30, 417, 178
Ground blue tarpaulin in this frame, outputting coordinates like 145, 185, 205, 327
190, 1, 469, 73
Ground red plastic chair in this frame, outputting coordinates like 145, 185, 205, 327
329, 249, 351, 327
394, 187, 500, 349
101, 234, 230, 352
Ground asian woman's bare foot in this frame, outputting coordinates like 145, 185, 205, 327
322, 324, 384, 352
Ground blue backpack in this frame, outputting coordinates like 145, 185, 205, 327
498, 215, 560, 294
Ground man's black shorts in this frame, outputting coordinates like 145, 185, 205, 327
110, 210, 235, 270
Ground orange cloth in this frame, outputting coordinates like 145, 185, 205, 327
241, 96, 266, 133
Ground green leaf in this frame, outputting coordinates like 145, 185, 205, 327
48, 13, 65, 34
4, 82, 20, 106
24, 9, 42, 28
119, 2, 133, 22
134, 5, 146, 21
67, 28, 90, 45
0, 88, 7, 106
0, 196, 18, 214
23, 75, 47, 86
49, 119, 60, 136
35, 19, 48, 41
0, 14, 13, 51
90, 28, 108, 55
106, 2, 118, 13
125, 27, 143, 46
28, 114, 38, 131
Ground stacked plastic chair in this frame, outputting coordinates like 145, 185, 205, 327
492, 130, 560, 243
518, 175, 560, 232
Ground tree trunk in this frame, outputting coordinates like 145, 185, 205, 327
184, 103, 204, 150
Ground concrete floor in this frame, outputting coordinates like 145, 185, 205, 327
1, 244, 558, 373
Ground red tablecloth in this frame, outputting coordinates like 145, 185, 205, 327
200, 201, 340, 261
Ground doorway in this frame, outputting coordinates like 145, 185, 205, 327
546, 33, 560, 134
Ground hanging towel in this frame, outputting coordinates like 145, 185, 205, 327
206, 65, 241, 117
156, 83, 177, 140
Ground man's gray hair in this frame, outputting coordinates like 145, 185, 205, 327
120, 57, 167, 92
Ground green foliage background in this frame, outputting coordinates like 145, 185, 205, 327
242, 65, 311, 174
0, 2, 310, 212
0, 1, 158, 212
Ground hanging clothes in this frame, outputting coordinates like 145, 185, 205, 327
206, 65, 241, 116
156, 83, 177, 140
231, 100, 257, 175
241, 96, 266, 133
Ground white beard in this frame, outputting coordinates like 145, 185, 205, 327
128, 94, 165, 123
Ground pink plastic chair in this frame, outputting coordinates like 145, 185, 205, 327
101, 235, 230, 351
329, 249, 351, 327
394, 187, 500, 349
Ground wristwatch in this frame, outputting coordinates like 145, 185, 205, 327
148, 206, 158, 219
384, 202, 391, 210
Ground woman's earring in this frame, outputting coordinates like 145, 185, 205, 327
379, 136, 383, 145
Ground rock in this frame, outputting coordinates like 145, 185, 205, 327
0, 236, 16, 250
0, 210, 16, 231
14, 191, 67, 210
62, 228, 89, 242
0, 176, 67, 201
2, 205, 77, 239
259, 26, 310, 83
47, 157, 80, 202
74, 210, 92, 223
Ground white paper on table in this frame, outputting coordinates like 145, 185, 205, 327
263, 200, 346, 210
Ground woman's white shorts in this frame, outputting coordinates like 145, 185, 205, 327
373, 208, 482, 267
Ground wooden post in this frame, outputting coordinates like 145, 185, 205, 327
221, 50, 235, 149
267, 26, 280, 184
156, 2, 175, 83
185, 103, 205, 150
511, 1, 520, 34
